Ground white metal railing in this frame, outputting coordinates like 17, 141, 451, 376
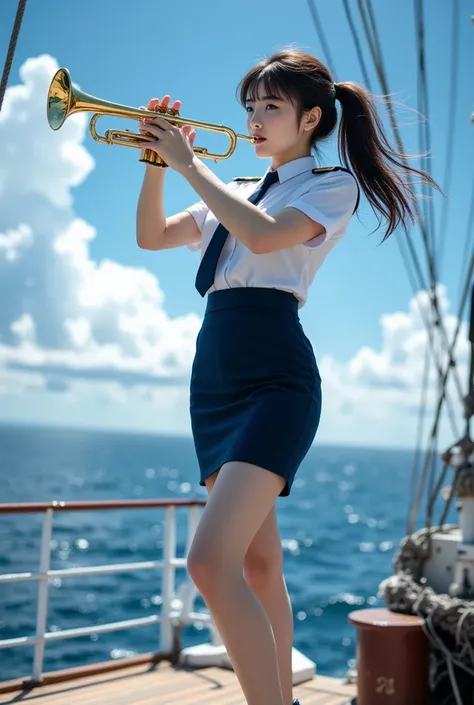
0, 498, 211, 684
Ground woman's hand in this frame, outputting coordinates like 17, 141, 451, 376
138, 96, 197, 173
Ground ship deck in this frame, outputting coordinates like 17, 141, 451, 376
0, 661, 356, 704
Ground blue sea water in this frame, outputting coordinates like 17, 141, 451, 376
0, 423, 452, 683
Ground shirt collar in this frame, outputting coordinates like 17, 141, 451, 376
265, 156, 317, 184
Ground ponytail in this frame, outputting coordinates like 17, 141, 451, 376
334, 81, 441, 240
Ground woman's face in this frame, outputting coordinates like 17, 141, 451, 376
245, 84, 321, 167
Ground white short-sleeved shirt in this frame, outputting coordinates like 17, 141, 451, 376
185, 155, 359, 308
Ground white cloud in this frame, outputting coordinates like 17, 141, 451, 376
0, 55, 201, 405
0, 55, 467, 447
317, 284, 468, 447
0, 224, 33, 261
0, 55, 93, 207
343, 284, 462, 389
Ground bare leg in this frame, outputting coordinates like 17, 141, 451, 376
205, 470, 294, 705
187, 461, 286, 705
243, 511, 294, 705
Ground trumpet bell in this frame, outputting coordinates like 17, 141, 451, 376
47, 68, 73, 131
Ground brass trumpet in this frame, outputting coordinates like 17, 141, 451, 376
46, 68, 255, 167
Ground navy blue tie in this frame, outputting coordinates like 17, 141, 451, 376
195, 169, 279, 297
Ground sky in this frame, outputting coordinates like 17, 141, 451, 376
0, 0, 472, 449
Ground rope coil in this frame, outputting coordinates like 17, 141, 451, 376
381, 525, 474, 705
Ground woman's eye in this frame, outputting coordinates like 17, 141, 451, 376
246, 104, 278, 113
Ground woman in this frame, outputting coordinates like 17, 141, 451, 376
136, 48, 440, 705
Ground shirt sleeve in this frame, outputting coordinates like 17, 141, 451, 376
285, 171, 359, 249
183, 199, 208, 251
185, 199, 209, 232
184, 180, 243, 252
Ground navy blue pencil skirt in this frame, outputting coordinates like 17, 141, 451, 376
190, 287, 322, 497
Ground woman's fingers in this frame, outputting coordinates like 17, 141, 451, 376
144, 115, 173, 130
158, 96, 181, 112
138, 122, 163, 138
138, 96, 183, 137
146, 96, 181, 112
141, 95, 181, 115
180, 125, 197, 148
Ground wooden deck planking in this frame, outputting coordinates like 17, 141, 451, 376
0, 662, 356, 704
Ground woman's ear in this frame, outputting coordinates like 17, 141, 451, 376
304, 106, 322, 131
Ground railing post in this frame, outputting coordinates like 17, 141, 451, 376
33, 509, 53, 681
160, 506, 175, 652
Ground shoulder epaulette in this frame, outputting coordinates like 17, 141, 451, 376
312, 166, 341, 174
233, 176, 261, 182
312, 166, 360, 214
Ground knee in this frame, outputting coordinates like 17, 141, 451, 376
186, 544, 222, 596
243, 551, 283, 594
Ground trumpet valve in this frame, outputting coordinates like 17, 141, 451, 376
139, 148, 167, 168
153, 105, 180, 117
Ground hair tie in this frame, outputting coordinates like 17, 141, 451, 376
334, 83, 341, 100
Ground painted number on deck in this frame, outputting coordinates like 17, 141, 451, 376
376, 677, 395, 695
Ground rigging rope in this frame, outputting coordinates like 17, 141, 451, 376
342, 4, 471, 530
458, 174, 474, 305
0, 0, 27, 113
381, 525, 474, 705
407, 341, 431, 529
436, 0, 461, 274
357, 1, 465, 411
414, 0, 437, 266
306, 0, 338, 81
356, 0, 473, 519
345, 1, 465, 500
342, 0, 372, 91
413, 0, 444, 537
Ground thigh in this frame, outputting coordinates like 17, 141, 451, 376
193, 461, 285, 564
204, 467, 282, 570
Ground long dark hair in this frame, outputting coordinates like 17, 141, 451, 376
237, 48, 442, 241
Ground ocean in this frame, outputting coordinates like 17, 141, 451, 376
0, 423, 452, 683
